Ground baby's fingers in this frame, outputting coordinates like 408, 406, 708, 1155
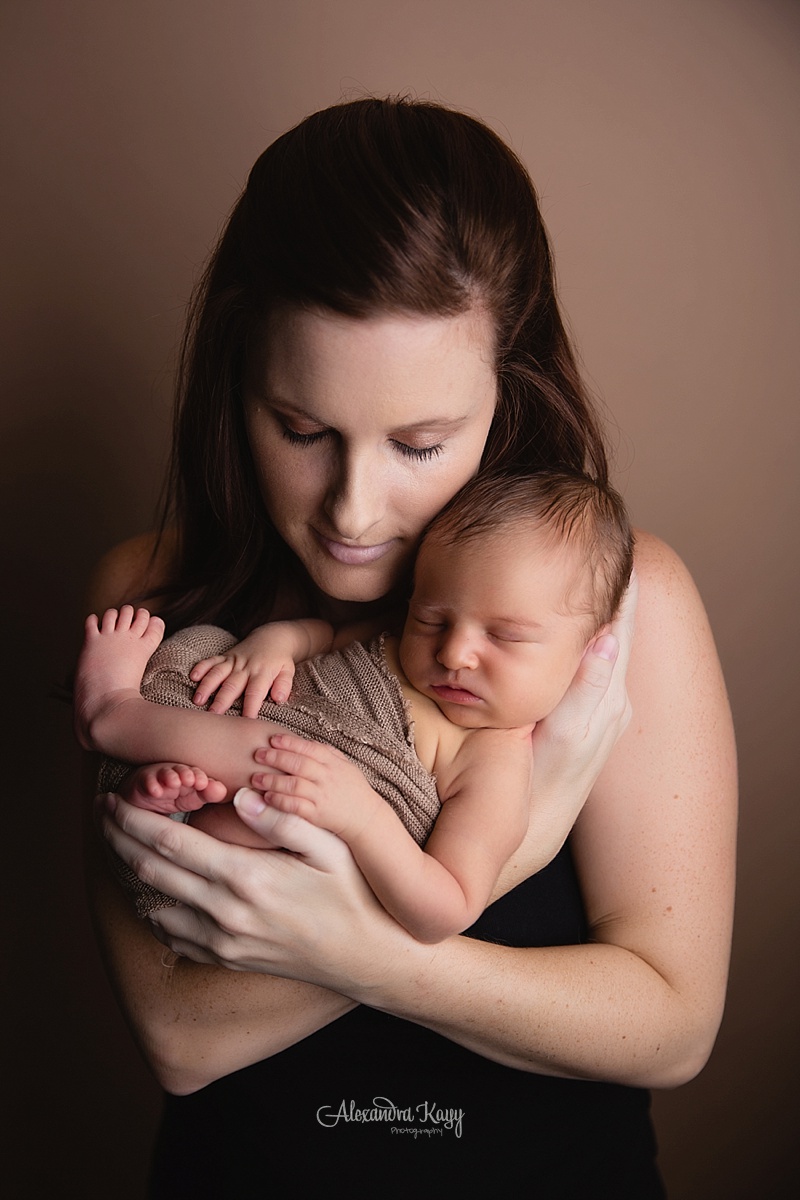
239, 666, 282, 718
207, 672, 252, 713
190, 655, 227, 683
266, 663, 296, 706
191, 659, 237, 706
254, 735, 349, 784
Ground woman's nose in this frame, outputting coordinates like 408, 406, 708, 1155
324, 449, 386, 540
436, 629, 479, 671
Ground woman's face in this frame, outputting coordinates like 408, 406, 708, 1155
244, 306, 498, 606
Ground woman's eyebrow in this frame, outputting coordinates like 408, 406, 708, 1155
254, 395, 470, 433
392, 416, 470, 434
254, 394, 313, 414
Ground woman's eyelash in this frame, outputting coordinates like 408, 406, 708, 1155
392, 441, 443, 461
281, 424, 443, 461
281, 426, 330, 446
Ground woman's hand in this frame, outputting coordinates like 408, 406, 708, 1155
534, 568, 636, 780
98, 791, 408, 994
494, 571, 637, 896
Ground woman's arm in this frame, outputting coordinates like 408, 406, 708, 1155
82, 534, 357, 1094
125, 531, 735, 1090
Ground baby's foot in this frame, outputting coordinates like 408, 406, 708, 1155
74, 605, 165, 750
119, 763, 227, 814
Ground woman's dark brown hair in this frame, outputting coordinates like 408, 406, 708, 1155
155, 96, 610, 633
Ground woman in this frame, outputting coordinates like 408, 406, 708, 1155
87, 97, 736, 1196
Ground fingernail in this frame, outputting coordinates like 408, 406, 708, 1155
234, 788, 266, 816
593, 635, 619, 662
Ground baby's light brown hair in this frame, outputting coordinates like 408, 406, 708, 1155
420, 471, 634, 631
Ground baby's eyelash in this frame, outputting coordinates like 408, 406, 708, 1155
392, 441, 443, 461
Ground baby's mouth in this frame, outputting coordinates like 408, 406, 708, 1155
430, 683, 482, 704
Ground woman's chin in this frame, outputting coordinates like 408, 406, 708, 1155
305, 560, 408, 612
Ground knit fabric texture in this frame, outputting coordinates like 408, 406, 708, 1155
98, 626, 441, 917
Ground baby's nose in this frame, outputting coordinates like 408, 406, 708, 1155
436, 629, 479, 671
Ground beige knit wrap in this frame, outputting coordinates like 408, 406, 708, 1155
98, 627, 441, 916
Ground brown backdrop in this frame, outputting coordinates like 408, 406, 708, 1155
2, 2, 797, 1196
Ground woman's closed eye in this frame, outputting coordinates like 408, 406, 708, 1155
281, 424, 330, 447
281, 422, 444, 462
391, 440, 443, 461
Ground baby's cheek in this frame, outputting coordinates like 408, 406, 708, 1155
189, 802, 271, 848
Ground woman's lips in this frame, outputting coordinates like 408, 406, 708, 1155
430, 683, 482, 704
314, 531, 396, 565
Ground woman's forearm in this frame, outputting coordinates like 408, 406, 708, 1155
87, 844, 354, 1094
347, 931, 716, 1089
84, 752, 354, 1095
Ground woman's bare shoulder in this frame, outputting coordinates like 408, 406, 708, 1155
633, 526, 688, 580
85, 528, 178, 612
631, 527, 709, 635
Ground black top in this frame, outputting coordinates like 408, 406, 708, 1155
149, 844, 665, 1198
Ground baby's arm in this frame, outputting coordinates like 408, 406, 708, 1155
252, 728, 532, 943
191, 618, 335, 717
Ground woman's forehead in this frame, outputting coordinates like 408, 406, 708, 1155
251, 305, 497, 410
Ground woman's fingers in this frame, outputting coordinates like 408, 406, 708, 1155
233, 789, 348, 864
101, 786, 352, 894
98, 794, 231, 907
524, 569, 639, 834
549, 570, 638, 731
609, 566, 638, 671
569, 634, 619, 703
147, 904, 230, 968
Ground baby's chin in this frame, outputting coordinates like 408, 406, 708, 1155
433, 699, 540, 732
430, 700, 499, 729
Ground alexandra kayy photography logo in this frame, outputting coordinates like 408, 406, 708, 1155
316, 1096, 464, 1139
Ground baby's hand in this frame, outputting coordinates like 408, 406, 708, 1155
190, 631, 297, 718
251, 733, 383, 842
118, 763, 227, 814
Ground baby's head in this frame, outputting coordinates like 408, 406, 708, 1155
399, 471, 634, 729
